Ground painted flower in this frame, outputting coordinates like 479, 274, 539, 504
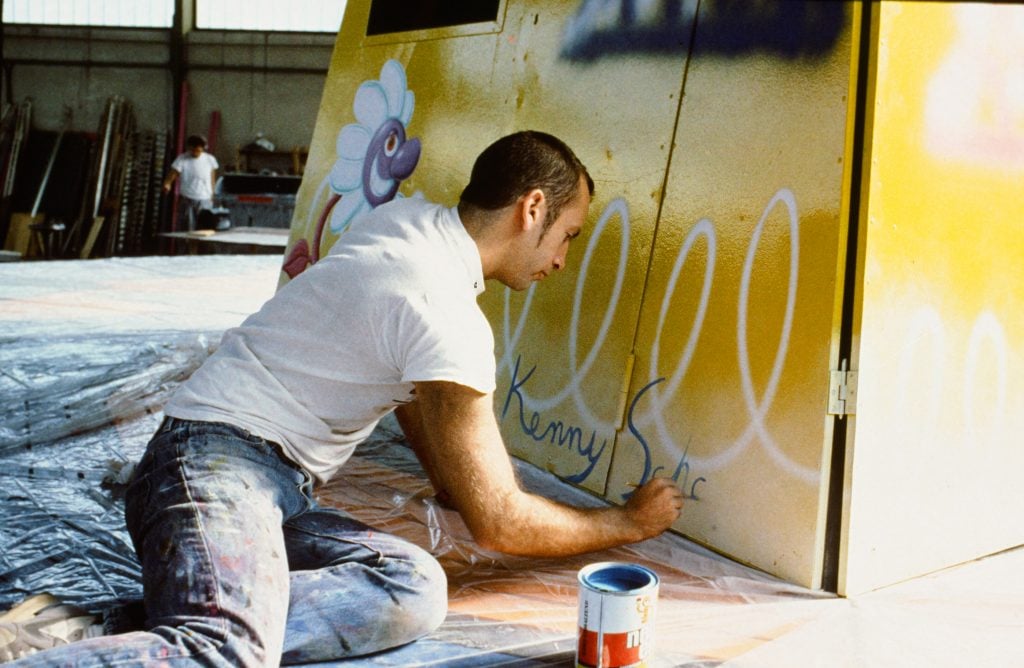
326, 59, 421, 234
282, 59, 421, 279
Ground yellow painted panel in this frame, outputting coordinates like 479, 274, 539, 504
841, 2, 1024, 595
606, 3, 858, 587
283, 1, 693, 492
474, 5, 695, 492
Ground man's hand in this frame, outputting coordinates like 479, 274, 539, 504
623, 478, 684, 541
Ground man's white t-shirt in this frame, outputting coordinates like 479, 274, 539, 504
164, 198, 496, 483
171, 152, 219, 201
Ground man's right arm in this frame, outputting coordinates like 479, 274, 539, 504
404, 380, 683, 558
162, 168, 180, 193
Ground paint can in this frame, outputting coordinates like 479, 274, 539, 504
576, 562, 659, 668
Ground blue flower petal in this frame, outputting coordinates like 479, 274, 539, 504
336, 123, 370, 160
354, 81, 389, 129
379, 59, 409, 117
329, 192, 368, 234
399, 90, 415, 127
328, 157, 362, 193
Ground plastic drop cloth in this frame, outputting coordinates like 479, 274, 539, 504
2, 256, 1021, 667
1, 256, 278, 614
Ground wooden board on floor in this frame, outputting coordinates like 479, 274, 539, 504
4, 213, 41, 257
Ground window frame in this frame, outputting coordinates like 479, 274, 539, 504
1, 0, 174, 29
361, 0, 508, 45
192, 0, 346, 34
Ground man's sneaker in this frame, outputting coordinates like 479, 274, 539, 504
0, 600, 101, 662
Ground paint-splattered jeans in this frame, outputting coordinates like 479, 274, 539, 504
13, 417, 448, 667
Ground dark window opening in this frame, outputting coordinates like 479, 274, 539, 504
366, 0, 500, 36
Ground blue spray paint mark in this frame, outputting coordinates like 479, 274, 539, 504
501, 355, 608, 483
500, 355, 707, 498
623, 377, 707, 502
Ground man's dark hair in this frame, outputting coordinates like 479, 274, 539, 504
186, 135, 208, 149
460, 131, 594, 231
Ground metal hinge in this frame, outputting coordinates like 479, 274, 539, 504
828, 359, 858, 417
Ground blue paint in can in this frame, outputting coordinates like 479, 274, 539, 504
581, 563, 658, 593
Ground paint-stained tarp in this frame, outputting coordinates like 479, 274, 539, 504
1, 255, 1017, 666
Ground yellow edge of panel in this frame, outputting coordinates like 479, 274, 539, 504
810, 0, 866, 593
836, 0, 882, 599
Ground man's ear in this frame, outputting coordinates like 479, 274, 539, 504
518, 188, 546, 232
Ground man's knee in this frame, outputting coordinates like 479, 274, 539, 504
398, 546, 448, 638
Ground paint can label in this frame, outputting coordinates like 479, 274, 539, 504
576, 562, 659, 668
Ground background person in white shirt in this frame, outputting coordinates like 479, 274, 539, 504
162, 134, 219, 231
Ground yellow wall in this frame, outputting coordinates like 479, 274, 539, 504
285, 0, 695, 497
285, 1, 1024, 591
840, 2, 1024, 595
284, 0, 859, 589
606, 5, 857, 587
